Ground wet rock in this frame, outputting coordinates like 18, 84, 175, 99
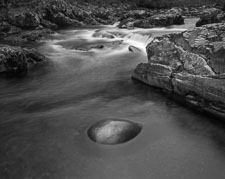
44, 12, 83, 27
92, 30, 115, 39
0, 0, 128, 42
133, 23, 225, 119
88, 119, 142, 145
134, 63, 174, 91
120, 10, 151, 21
0, 45, 46, 74
196, 8, 225, 27
128, 46, 141, 52
8, 11, 40, 29
2, 29, 52, 43
38, 0, 85, 27
40, 19, 58, 30
90, 44, 104, 49
119, 8, 184, 29
73, 47, 89, 51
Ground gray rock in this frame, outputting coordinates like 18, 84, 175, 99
133, 23, 225, 119
88, 119, 142, 145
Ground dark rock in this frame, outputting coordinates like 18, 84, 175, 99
45, 12, 83, 27
129, 45, 141, 52
8, 11, 40, 29
92, 30, 115, 39
39, 0, 83, 27
2, 29, 52, 43
119, 8, 184, 29
0, 21, 11, 32
88, 119, 142, 145
120, 10, 150, 21
40, 19, 58, 30
196, 8, 225, 27
133, 23, 225, 119
0, 0, 129, 42
73, 47, 89, 51
90, 44, 104, 49
0, 45, 45, 74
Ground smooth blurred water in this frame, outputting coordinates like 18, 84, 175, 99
1, 18, 225, 179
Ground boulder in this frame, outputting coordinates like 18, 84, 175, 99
0, 45, 45, 74
196, 8, 225, 27
90, 44, 104, 49
39, 0, 84, 27
44, 12, 83, 27
8, 12, 40, 29
88, 119, 142, 145
1, 29, 52, 43
133, 23, 225, 118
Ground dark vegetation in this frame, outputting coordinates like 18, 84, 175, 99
1, 0, 225, 9
137, 0, 225, 9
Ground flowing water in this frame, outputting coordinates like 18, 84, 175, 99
1, 18, 225, 179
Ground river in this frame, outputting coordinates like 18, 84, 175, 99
1, 18, 225, 179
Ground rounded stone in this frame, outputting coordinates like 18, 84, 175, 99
87, 119, 142, 145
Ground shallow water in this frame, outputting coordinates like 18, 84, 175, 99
1, 18, 225, 179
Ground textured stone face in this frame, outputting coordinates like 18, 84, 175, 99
8, 12, 40, 29
196, 8, 225, 27
88, 119, 142, 145
133, 23, 225, 118
0, 45, 45, 74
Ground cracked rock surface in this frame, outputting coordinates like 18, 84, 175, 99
133, 23, 225, 118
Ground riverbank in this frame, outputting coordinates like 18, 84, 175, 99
0, 0, 220, 44
1, 0, 225, 119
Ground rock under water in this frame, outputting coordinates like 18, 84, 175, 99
87, 119, 142, 145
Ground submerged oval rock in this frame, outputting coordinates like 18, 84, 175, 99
87, 119, 142, 145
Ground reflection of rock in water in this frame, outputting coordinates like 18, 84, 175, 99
87, 119, 142, 145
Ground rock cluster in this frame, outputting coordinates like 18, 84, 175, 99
0, 45, 45, 74
0, 0, 125, 43
196, 8, 225, 27
133, 23, 225, 118
118, 8, 184, 29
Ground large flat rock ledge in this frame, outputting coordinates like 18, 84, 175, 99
133, 23, 225, 119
